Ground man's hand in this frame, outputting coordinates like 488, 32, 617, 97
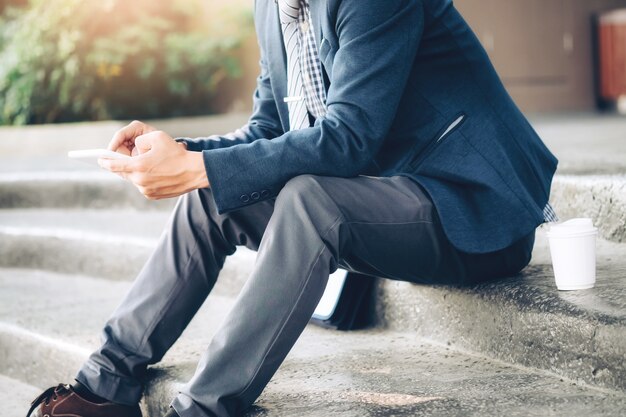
99, 124, 209, 200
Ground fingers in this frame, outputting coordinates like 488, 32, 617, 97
107, 120, 156, 152
101, 129, 183, 200
98, 157, 137, 174
99, 131, 171, 173
107, 122, 137, 152
99, 158, 148, 188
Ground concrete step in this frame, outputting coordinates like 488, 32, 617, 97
0, 208, 254, 297
2, 173, 625, 243
1, 208, 624, 392
1, 268, 625, 417
0, 113, 249, 173
530, 112, 626, 176
550, 175, 626, 243
0, 112, 248, 209
0, 374, 42, 417
2, 112, 626, 414
376, 229, 626, 392
0, 171, 176, 210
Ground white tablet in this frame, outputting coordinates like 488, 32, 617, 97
68, 149, 131, 165
312, 269, 348, 320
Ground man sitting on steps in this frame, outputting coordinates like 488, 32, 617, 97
27, 0, 558, 416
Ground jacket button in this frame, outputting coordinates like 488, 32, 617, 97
251, 192, 260, 200
240, 194, 250, 203
260, 189, 270, 198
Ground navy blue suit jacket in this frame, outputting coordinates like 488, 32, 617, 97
180, 0, 558, 254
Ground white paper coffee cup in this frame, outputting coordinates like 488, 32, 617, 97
546, 218, 597, 290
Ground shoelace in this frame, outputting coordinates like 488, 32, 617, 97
26, 383, 70, 417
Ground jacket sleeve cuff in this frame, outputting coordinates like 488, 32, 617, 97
202, 149, 279, 214
175, 137, 205, 152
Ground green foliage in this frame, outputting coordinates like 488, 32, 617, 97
0, 0, 253, 125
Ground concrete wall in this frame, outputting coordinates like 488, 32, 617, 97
455, 0, 626, 112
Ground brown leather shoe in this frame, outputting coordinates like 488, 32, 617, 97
27, 383, 142, 417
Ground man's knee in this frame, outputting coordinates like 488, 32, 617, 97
275, 174, 326, 210
274, 174, 344, 234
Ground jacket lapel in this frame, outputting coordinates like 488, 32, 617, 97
309, 0, 332, 94
309, 0, 324, 51
266, 0, 290, 132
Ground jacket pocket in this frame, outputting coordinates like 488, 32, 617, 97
408, 113, 466, 169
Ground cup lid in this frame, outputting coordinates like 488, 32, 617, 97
548, 218, 597, 237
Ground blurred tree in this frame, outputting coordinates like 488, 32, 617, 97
0, 0, 28, 14
0, 0, 253, 125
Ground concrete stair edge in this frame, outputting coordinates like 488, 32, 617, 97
0, 234, 623, 392
376, 277, 625, 392
1, 174, 625, 242
0, 176, 624, 396
0, 321, 176, 417
0, 374, 42, 417
552, 175, 626, 243
375, 231, 626, 392
0, 173, 176, 211
0, 229, 254, 298
2, 309, 625, 417
0, 229, 156, 282
0, 218, 624, 392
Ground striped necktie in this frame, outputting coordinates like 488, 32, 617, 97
278, 0, 310, 131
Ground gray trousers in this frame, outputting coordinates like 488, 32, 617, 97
76, 174, 534, 417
